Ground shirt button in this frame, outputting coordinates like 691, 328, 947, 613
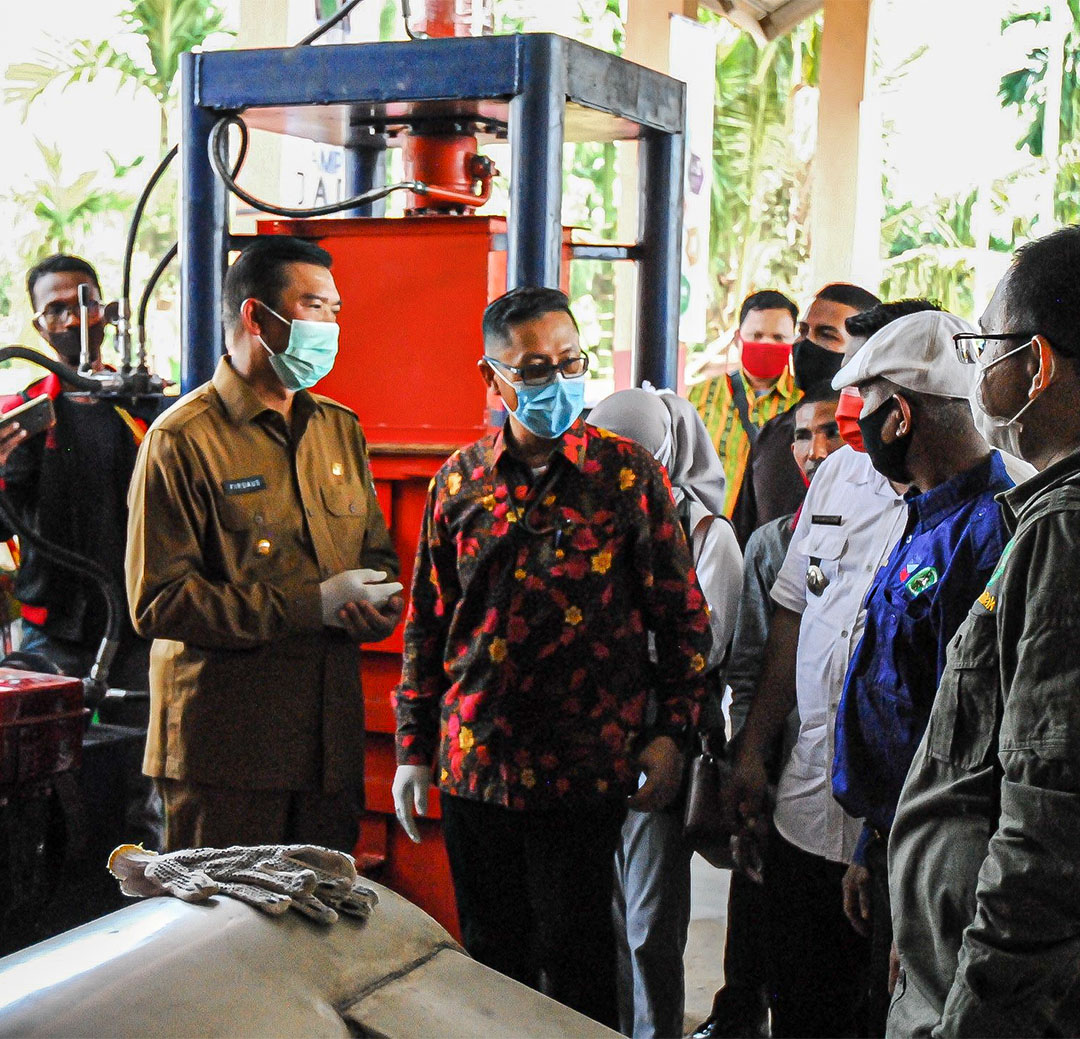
254, 514, 264, 524
255, 538, 272, 556
841, 630, 848, 638
349, 502, 359, 515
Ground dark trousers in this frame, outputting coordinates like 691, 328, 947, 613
440, 794, 627, 1030
157, 779, 359, 853
720, 867, 770, 1005
765, 827, 869, 1038
865, 835, 893, 1038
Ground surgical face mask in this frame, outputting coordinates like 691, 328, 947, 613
971, 338, 1047, 459
792, 337, 844, 393
501, 372, 585, 439
858, 397, 912, 484
835, 386, 865, 452
741, 340, 791, 381
251, 300, 339, 391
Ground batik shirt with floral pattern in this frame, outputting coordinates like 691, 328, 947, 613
393, 418, 712, 811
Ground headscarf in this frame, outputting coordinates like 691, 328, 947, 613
588, 387, 727, 532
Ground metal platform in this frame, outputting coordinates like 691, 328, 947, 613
179, 33, 686, 391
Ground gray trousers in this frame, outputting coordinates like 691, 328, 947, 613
613, 807, 693, 1039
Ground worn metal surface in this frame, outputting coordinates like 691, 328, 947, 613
0, 881, 619, 1038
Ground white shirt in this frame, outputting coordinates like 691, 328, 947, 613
769, 446, 907, 863
691, 512, 742, 670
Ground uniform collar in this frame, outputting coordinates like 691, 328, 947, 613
905, 451, 1011, 530
212, 357, 317, 426
999, 443, 1080, 530
490, 416, 590, 471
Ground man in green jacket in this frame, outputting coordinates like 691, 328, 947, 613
888, 225, 1080, 1036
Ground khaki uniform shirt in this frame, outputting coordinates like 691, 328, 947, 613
126, 358, 397, 796
888, 448, 1080, 1037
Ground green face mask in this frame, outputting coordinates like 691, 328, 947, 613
250, 300, 340, 391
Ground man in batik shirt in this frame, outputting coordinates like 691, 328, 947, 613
391, 287, 712, 1029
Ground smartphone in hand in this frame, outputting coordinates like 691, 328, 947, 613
0, 395, 56, 440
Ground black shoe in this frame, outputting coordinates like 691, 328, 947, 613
689, 987, 769, 1039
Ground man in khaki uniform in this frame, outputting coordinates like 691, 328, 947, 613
889, 226, 1080, 1036
126, 236, 401, 853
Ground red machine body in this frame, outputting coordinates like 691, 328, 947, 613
0, 669, 85, 790
258, 215, 569, 939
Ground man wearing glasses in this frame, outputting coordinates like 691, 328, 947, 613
888, 226, 1080, 1037
391, 286, 712, 1029
0, 254, 161, 690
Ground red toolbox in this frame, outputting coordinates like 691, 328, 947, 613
0, 669, 86, 788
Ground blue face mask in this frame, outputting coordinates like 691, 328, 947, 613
250, 300, 339, 391
503, 373, 586, 439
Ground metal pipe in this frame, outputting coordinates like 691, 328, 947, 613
508, 36, 567, 289
633, 127, 685, 389
180, 53, 228, 394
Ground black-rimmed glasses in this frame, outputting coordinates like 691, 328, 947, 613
953, 332, 1036, 366
33, 300, 105, 332
484, 353, 589, 387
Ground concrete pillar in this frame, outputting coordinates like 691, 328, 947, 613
810, 0, 877, 289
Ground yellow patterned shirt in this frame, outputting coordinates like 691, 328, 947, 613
687, 368, 800, 518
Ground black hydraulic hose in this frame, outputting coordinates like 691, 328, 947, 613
136, 242, 178, 363
121, 145, 178, 315
295, 0, 369, 45
0, 346, 100, 393
0, 491, 120, 698
209, 114, 421, 219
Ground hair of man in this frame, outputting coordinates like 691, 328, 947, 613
815, 282, 882, 314
739, 289, 799, 327
482, 286, 580, 354
844, 298, 943, 340
795, 384, 842, 411
27, 254, 101, 306
222, 236, 334, 334
1003, 225, 1080, 360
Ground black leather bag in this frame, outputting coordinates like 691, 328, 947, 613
682, 731, 735, 869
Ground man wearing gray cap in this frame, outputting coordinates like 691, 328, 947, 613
888, 226, 1080, 1036
829, 310, 1013, 1035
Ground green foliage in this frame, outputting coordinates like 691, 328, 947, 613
5, 0, 232, 155
999, 0, 1080, 223
703, 13, 820, 346
7, 141, 136, 260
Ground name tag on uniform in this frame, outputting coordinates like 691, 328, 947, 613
811, 514, 842, 526
222, 476, 267, 495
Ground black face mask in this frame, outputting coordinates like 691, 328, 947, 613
48, 328, 98, 368
792, 338, 845, 393
858, 397, 912, 484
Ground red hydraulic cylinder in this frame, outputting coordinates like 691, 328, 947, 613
409, 0, 494, 38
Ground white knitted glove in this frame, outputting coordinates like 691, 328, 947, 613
108, 844, 379, 924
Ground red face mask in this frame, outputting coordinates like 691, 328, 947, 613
836, 386, 865, 452
741, 340, 792, 381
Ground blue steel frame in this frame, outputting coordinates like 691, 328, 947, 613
180, 33, 685, 392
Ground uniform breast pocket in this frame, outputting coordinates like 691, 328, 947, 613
798, 529, 848, 596
321, 484, 369, 560
217, 495, 291, 572
927, 613, 998, 770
